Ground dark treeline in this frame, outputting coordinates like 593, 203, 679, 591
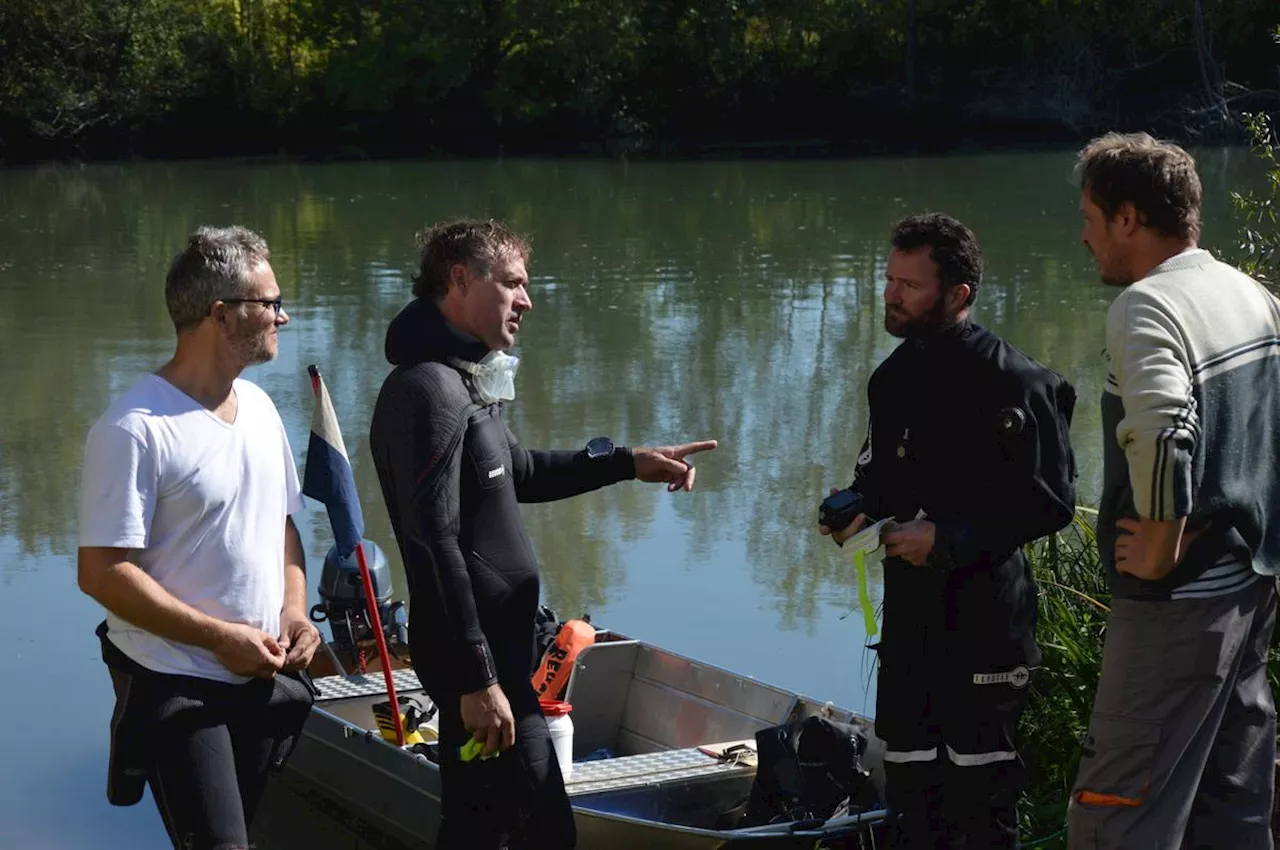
2, 0, 1279, 164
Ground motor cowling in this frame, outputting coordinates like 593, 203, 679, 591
310, 539, 408, 670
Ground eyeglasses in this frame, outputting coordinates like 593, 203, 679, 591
220, 297, 284, 316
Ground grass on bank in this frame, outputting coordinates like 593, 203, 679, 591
1019, 508, 1110, 846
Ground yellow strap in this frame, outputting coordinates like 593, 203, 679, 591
855, 549, 878, 637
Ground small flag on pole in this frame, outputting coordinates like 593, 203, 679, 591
302, 364, 405, 746
303, 365, 365, 559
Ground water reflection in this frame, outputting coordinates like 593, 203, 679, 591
0, 150, 1262, 613
0, 149, 1266, 847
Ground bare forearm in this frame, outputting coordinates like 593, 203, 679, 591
1116, 516, 1194, 581
282, 517, 307, 617
1137, 516, 1189, 580
79, 551, 227, 651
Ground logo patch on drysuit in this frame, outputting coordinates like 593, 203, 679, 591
973, 665, 1030, 689
487, 466, 505, 480
856, 440, 872, 468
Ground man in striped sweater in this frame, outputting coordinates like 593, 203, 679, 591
1066, 132, 1280, 849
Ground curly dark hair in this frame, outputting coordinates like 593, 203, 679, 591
1075, 131, 1202, 241
890, 213, 983, 307
412, 218, 531, 300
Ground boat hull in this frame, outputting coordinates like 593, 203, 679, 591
281, 632, 887, 848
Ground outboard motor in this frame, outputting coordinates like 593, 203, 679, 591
309, 539, 408, 672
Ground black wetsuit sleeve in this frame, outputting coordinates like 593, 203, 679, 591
850, 368, 890, 520
410, 410, 497, 693
930, 382, 1078, 570
849, 420, 887, 521
504, 422, 636, 503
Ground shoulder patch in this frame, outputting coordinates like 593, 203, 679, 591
857, 443, 872, 467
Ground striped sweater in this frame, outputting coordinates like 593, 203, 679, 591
1099, 248, 1280, 600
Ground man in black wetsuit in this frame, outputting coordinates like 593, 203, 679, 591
369, 218, 717, 850
818, 213, 1078, 849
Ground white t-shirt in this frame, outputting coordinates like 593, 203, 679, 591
78, 374, 304, 683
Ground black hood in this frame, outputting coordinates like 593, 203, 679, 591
384, 298, 490, 366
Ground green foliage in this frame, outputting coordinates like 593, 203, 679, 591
1, 0, 1278, 161
0, 0, 208, 143
1231, 28, 1280, 284
1019, 508, 1109, 846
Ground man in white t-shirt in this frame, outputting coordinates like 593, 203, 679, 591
77, 225, 319, 850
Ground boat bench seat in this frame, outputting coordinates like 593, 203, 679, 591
563, 746, 751, 797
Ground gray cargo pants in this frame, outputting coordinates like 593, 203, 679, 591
1067, 576, 1277, 850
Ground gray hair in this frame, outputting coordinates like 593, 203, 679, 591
164, 226, 272, 331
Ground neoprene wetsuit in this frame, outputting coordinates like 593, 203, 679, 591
369, 297, 635, 849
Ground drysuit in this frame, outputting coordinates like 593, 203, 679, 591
847, 320, 1077, 849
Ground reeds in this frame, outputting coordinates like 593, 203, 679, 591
1019, 507, 1110, 846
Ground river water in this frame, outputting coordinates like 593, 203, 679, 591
0, 147, 1265, 847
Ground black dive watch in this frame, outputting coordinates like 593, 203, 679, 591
585, 437, 615, 459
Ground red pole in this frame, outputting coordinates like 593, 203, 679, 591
356, 541, 406, 746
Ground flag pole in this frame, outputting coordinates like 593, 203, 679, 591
354, 539, 406, 747
307, 365, 406, 747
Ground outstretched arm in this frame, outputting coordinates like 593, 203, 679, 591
507, 425, 636, 503
507, 423, 717, 502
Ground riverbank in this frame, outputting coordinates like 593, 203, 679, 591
3, 95, 1271, 168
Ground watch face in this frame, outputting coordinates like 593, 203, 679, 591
586, 437, 613, 459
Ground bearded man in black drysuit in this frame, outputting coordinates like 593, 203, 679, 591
819, 213, 1078, 849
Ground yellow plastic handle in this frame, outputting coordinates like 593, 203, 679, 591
459, 737, 499, 762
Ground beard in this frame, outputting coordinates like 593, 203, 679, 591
884, 296, 954, 339
232, 327, 276, 365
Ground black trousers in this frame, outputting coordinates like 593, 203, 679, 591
884, 756, 1023, 849
427, 673, 576, 850
99, 624, 314, 850
877, 656, 1030, 850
